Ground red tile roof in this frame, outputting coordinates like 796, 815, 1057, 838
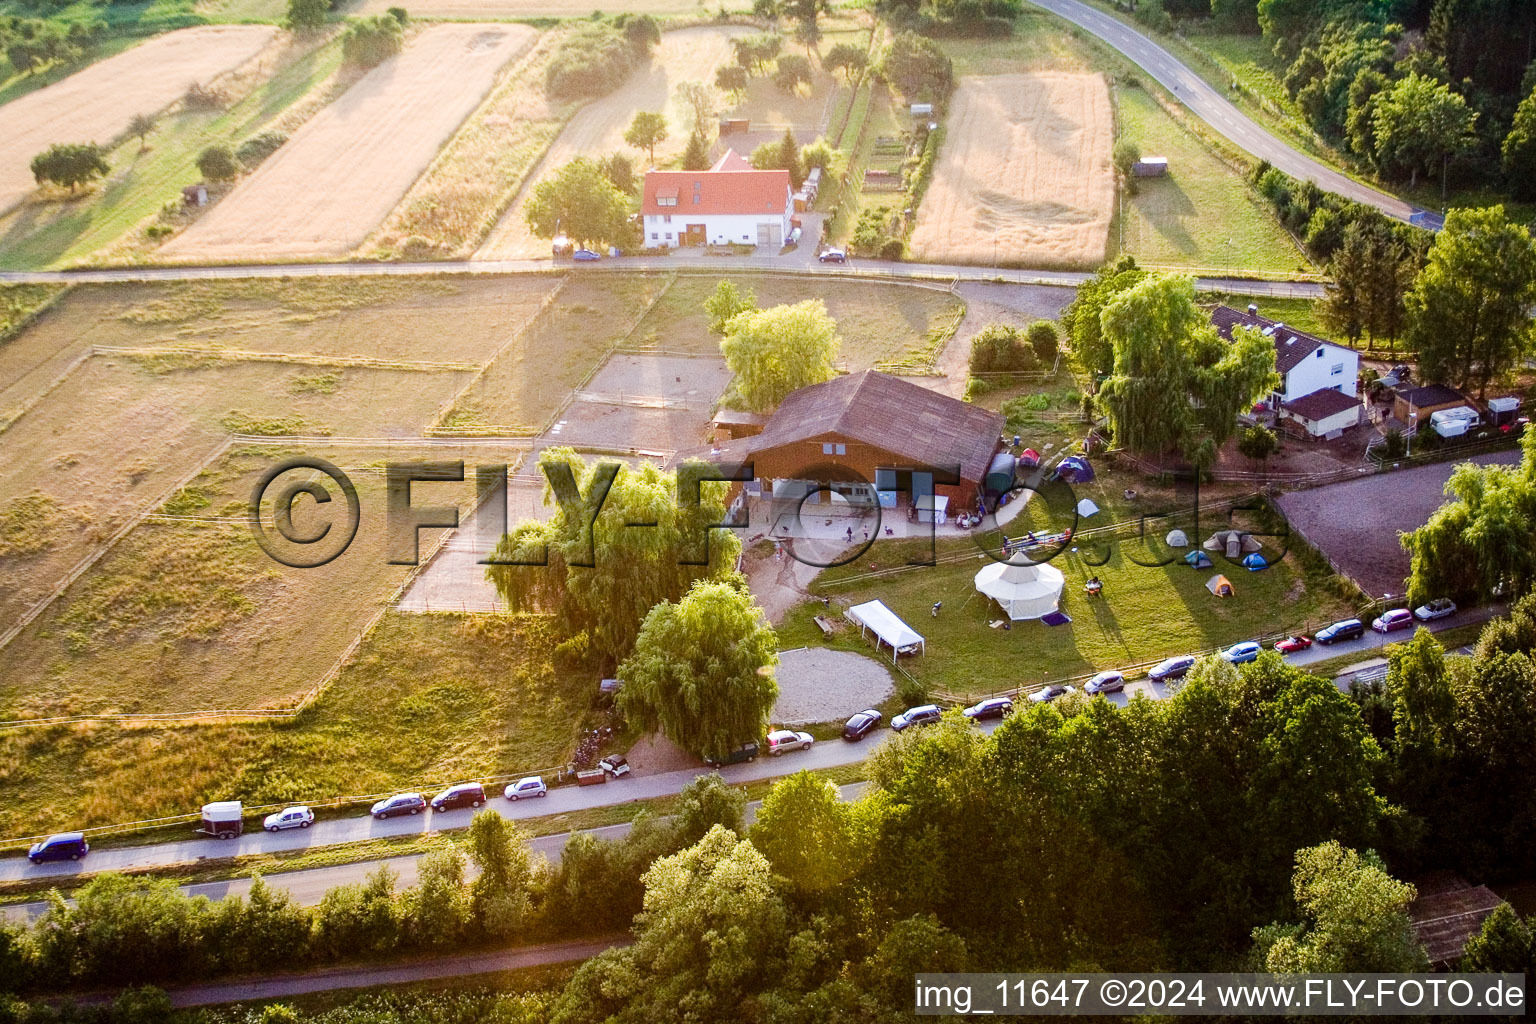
642, 149, 790, 217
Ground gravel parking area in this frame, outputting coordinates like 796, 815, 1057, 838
774, 648, 894, 725
1274, 450, 1520, 598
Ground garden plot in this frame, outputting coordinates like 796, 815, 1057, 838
0, 443, 523, 721
0, 356, 469, 633
0, 26, 278, 216
161, 24, 537, 262
477, 27, 745, 260
910, 74, 1114, 269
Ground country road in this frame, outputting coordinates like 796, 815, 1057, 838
0, 603, 1493, 891
1026, 0, 1440, 229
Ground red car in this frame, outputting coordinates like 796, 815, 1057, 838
1274, 635, 1312, 653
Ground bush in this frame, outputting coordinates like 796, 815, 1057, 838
1025, 320, 1059, 365
235, 130, 287, 169
341, 15, 404, 68
968, 323, 1038, 374
386, 5, 407, 23
195, 144, 240, 183
546, 21, 645, 101
879, 237, 906, 260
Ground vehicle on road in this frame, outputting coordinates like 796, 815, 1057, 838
1148, 655, 1197, 682
818, 248, 847, 263
1316, 619, 1365, 644
598, 755, 630, 778
430, 783, 486, 813
892, 704, 943, 731
841, 709, 882, 741
28, 832, 88, 864
963, 697, 1013, 720
1372, 608, 1414, 633
1028, 684, 1076, 704
505, 777, 548, 801
1274, 635, 1312, 653
371, 793, 426, 820
1221, 641, 1262, 664
263, 806, 314, 832
1414, 598, 1457, 622
1083, 671, 1125, 695
572, 248, 601, 261
704, 742, 759, 766
767, 729, 814, 755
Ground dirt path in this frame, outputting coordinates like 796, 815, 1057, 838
477, 26, 746, 260
161, 24, 536, 262
0, 26, 278, 216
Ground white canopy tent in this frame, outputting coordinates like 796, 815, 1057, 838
846, 600, 925, 661
973, 557, 1065, 620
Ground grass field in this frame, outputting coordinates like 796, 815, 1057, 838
0, 611, 595, 837
162, 24, 538, 262
441, 273, 670, 435
0, 31, 350, 270
1111, 84, 1307, 274
624, 273, 963, 371
776, 533, 1353, 699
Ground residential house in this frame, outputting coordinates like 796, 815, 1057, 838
641, 149, 792, 249
1211, 304, 1362, 438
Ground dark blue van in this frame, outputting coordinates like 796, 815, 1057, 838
29, 832, 88, 864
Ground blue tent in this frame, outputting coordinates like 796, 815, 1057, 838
1242, 552, 1269, 571
1056, 456, 1096, 484
1184, 550, 1213, 569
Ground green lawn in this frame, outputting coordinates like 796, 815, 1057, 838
1112, 84, 1309, 275
778, 533, 1353, 700
0, 34, 347, 270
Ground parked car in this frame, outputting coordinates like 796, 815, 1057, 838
1414, 598, 1457, 622
841, 709, 882, 741
504, 776, 548, 801
1371, 608, 1414, 633
1221, 641, 1262, 664
767, 729, 814, 755
571, 248, 601, 261
1083, 670, 1125, 695
1274, 635, 1312, 653
371, 793, 426, 820
262, 806, 314, 832
28, 832, 88, 864
704, 742, 759, 766
430, 783, 486, 812
891, 704, 942, 731
818, 248, 847, 264
1316, 619, 1365, 644
1028, 684, 1076, 704
962, 697, 1013, 720
1148, 655, 1197, 682
598, 755, 631, 778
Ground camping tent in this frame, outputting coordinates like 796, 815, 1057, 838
1018, 448, 1041, 469
1165, 529, 1189, 548
1185, 550, 1213, 569
1206, 574, 1234, 597
845, 600, 925, 661
973, 557, 1066, 620
1056, 456, 1095, 483
1203, 529, 1262, 554
1242, 552, 1269, 571
1076, 498, 1100, 518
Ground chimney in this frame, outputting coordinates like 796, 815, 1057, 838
1247, 303, 1258, 316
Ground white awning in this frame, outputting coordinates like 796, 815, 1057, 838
845, 600, 925, 661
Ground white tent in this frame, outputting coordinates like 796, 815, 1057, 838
973, 557, 1066, 621
1165, 529, 1189, 548
846, 600, 925, 661
1076, 498, 1100, 518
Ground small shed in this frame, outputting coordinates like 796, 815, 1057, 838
1132, 157, 1169, 177
1206, 574, 1234, 597
719, 117, 751, 135
1394, 384, 1471, 426
910, 102, 934, 117
182, 183, 208, 207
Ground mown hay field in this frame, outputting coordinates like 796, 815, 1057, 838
910, 73, 1114, 269
161, 24, 538, 262
358, 0, 698, 14
0, 26, 278, 216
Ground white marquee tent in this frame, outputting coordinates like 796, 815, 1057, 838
846, 600, 925, 661
974, 557, 1066, 620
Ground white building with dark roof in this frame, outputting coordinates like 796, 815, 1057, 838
1211, 304, 1361, 439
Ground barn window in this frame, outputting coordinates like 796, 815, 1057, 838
836, 443, 846, 455
822, 443, 833, 454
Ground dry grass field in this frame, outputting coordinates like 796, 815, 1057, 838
161, 24, 538, 262
477, 26, 746, 260
910, 73, 1114, 269
0, 26, 278, 217
357, 0, 699, 14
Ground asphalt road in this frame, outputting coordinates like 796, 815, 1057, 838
1027, 0, 1438, 228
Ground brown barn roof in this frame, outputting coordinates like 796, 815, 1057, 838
680, 371, 1003, 484
1211, 305, 1337, 375
1282, 388, 1360, 422
1398, 384, 1469, 409
1409, 873, 1506, 967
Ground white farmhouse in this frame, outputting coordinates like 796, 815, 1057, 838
1211, 304, 1362, 439
641, 150, 793, 248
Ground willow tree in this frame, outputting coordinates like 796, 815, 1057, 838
1060, 254, 1146, 378
1096, 273, 1278, 464
719, 298, 840, 412
485, 448, 741, 665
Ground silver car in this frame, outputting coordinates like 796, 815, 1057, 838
1414, 598, 1457, 621
263, 806, 313, 832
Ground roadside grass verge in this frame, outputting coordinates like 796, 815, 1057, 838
0, 284, 67, 342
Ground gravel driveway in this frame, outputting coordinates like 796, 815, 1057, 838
773, 648, 894, 725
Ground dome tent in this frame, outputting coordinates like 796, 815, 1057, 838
1165, 529, 1189, 548
1184, 550, 1213, 569
974, 557, 1066, 620
1242, 552, 1269, 571
1206, 574, 1234, 597
1203, 529, 1262, 554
